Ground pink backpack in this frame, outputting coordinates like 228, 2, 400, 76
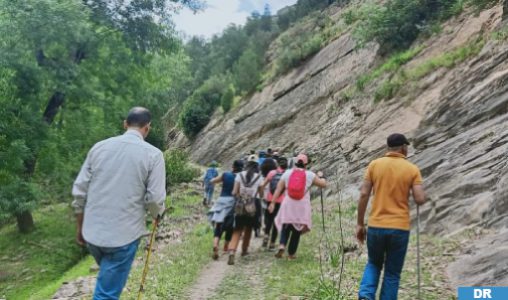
287, 169, 306, 200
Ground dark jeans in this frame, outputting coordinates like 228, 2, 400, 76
87, 239, 139, 300
279, 224, 301, 255
214, 222, 233, 241
358, 227, 410, 300
264, 202, 281, 244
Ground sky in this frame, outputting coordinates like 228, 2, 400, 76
173, 0, 298, 39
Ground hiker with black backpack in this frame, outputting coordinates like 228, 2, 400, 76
208, 160, 244, 260
269, 154, 327, 260
227, 155, 264, 265
261, 157, 288, 250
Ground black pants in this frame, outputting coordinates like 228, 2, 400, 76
279, 224, 301, 255
214, 223, 233, 242
264, 202, 281, 244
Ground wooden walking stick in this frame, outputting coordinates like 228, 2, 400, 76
137, 215, 160, 300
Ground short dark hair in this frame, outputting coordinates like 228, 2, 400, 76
260, 158, 277, 177
126, 107, 151, 127
233, 160, 244, 173
277, 157, 288, 170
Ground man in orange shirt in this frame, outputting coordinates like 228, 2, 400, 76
357, 133, 426, 300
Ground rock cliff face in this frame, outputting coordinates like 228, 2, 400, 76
172, 5, 508, 287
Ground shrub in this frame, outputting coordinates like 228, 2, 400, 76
232, 49, 262, 93
178, 76, 227, 137
274, 31, 325, 76
373, 39, 484, 102
356, 46, 423, 91
354, 0, 460, 54
164, 149, 200, 186
221, 85, 235, 113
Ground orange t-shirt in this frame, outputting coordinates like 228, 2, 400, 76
364, 152, 423, 231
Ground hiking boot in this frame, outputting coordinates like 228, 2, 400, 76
212, 247, 219, 260
268, 243, 276, 251
287, 255, 297, 260
262, 237, 268, 248
241, 251, 249, 257
275, 249, 284, 259
227, 254, 235, 265
202, 198, 207, 206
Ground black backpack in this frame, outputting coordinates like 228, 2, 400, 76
269, 171, 284, 194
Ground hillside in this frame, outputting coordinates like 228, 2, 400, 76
172, 1, 508, 289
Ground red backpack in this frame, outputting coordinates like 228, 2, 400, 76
287, 169, 306, 200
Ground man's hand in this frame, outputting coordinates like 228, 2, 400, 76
356, 225, 366, 246
75, 213, 85, 247
317, 171, 324, 178
76, 228, 85, 247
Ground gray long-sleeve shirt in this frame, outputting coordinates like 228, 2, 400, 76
72, 129, 166, 247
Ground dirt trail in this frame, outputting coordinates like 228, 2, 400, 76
186, 251, 231, 299
187, 235, 265, 300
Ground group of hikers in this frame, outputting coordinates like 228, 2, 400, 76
72, 107, 426, 300
204, 149, 327, 265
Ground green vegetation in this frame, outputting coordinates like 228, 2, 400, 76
30, 256, 96, 300
0, 189, 202, 299
0, 204, 86, 299
356, 46, 424, 91
353, 0, 452, 54
123, 194, 210, 299
408, 39, 485, 79
125, 223, 212, 299
164, 149, 200, 187
0, 0, 200, 232
353, 0, 496, 55
266, 11, 346, 81
221, 86, 235, 114
492, 25, 508, 41
374, 38, 485, 101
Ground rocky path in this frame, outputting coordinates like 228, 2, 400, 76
52, 276, 96, 300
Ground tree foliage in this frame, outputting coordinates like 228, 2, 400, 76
221, 86, 235, 113
0, 0, 201, 230
353, 0, 498, 55
164, 149, 200, 186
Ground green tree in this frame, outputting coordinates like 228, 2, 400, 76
353, 0, 463, 54
221, 86, 235, 113
233, 49, 263, 93
0, 0, 201, 232
179, 75, 227, 137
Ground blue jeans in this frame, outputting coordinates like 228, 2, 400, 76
204, 184, 214, 204
87, 239, 139, 300
358, 227, 410, 300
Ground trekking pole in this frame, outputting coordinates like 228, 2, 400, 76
416, 205, 421, 300
137, 215, 161, 300
320, 188, 325, 233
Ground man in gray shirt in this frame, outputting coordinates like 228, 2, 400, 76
72, 107, 166, 300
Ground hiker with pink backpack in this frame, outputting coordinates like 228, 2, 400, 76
268, 154, 327, 259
